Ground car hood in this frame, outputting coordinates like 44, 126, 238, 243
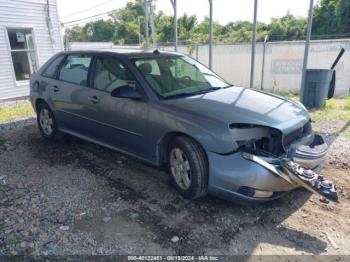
162, 86, 310, 134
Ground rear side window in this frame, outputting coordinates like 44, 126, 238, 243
59, 54, 92, 86
42, 55, 65, 78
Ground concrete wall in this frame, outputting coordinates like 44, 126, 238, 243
184, 39, 350, 97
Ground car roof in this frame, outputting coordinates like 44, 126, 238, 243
58, 49, 183, 59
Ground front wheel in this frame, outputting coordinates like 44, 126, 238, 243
37, 102, 60, 140
168, 136, 208, 199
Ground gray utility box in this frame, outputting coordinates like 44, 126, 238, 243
301, 69, 335, 109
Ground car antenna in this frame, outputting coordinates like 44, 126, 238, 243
153, 49, 160, 54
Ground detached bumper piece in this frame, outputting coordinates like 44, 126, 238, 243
292, 134, 328, 170
280, 160, 338, 202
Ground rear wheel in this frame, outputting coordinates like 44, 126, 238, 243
37, 102, 60, 140
168, 136, 208, 199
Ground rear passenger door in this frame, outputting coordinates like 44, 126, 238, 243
85, 55, 150, 159
51, 53, 94, 133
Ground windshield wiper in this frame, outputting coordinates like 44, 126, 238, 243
164, 87, 221, 99
213, 85, 232, 89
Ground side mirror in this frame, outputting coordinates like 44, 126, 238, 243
111, 84, 143, 100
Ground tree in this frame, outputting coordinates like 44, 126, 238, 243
268, 13, 307, 41
222, 21, 253, 43
312, 0, 338, 36
336, 0, 350, 34
65, 26, 90, 42
192, 17, 224, 43
84, 20, 116, 42
64, 0, 349, 46
110, 0, 144, 44
155, 12, 174, 44
178, 14, 197, 41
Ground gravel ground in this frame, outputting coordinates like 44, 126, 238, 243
313, 120, 350, 169
0, 118, 349, 256
0, 98, 29, 108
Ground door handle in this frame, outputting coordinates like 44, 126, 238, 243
88, 96, 99, 104
52, 86, 59, 92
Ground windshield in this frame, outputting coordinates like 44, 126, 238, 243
132, 55, 231, 99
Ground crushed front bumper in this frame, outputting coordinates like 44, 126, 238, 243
208, 134, 338, 203
293, 134, 328, 170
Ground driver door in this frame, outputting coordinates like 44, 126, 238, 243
85, 55, 150, 159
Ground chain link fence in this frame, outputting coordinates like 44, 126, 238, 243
69, 39, 350, 97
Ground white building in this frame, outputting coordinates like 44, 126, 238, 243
0, 0, 63, 100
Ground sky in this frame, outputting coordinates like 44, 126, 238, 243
58, 0, 316, 27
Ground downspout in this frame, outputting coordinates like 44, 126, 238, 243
45, 0, 55, 48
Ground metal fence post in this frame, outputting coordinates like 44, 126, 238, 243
300, 0, 314, 102
250, 0, 258, 89
208, 0, 213, 69
170, 0, 178, 52
261, 35, 268, 90
150, 1, 156, 48
144, 0, 149, 50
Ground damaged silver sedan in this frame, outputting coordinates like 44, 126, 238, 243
29, 50, 338, 204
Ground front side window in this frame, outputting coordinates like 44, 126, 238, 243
7, 28, 38, 81
93, 56, 136, 92
59, 54, 92, 86
135, 59, 160, 76
133, 56, 230, 99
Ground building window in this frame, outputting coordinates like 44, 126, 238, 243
7, 28, 38, 81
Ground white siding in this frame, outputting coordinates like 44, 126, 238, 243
0, 0, 63, 100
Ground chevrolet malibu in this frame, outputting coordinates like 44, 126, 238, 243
29, 50, 332, 203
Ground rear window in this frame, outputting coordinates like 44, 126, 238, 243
42, 55, 65, 78
58, 54, 92, 86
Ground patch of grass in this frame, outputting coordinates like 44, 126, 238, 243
324, 96, 350, 111
0, 102, 34, 123
309, 98, 350, 122
280, 93, 350, 122
310, 109, 350, 122
277, 92, 299, 101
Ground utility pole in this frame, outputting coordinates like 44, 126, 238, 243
144, 0, 149, 50
150, 0, 157, 48
300, 0, 314, 102
250, 0, 258, 89
64, 27, 70, 50
137, 16, 142, 46
208, 0, 213, 69
170, 0, 178, 52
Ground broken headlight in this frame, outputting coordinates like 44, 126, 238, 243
230, 123, 284, 156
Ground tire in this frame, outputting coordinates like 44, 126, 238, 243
168, 136, 208, 199
36, 102, 61, 141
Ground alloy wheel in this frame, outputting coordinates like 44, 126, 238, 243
170, 147, 192, 190
39, 108, 54, 136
